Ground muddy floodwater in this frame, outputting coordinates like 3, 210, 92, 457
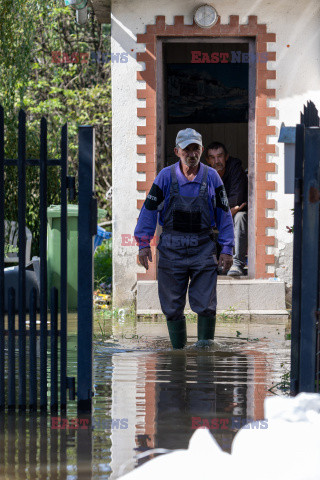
0, 315, 290, 479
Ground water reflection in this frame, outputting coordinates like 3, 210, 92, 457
154, 351, 249, 452
0, 318, 290, 479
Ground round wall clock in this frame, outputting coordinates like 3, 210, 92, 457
194, 4, 218, 28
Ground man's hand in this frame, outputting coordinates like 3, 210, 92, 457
138, 247, 152, 270
218, 253, 233, 274
230, 202, 247, 217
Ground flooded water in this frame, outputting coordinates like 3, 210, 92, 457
0, 315, 290, 479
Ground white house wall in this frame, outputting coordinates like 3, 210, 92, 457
111, 0, 320, 307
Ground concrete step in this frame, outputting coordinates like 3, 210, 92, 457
136, 279, 289, 323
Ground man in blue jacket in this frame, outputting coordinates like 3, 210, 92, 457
134, 129, 235, 349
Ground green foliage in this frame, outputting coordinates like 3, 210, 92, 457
94, 308, 113, 342
286, 208, 295, 234
3, 221, 18, 257
185, 312, 197, 322
0, 1, 112, 257
93, 303, 138, 342
217, 306, 243, 322
4, 243, 18, 256
0, 0, 37, 116
268, 364, 290, 395
94, 239, 112, 288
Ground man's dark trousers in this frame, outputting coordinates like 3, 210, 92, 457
157, 233, 218, 320
233, 211, 248, 270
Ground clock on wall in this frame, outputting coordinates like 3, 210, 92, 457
194, 4, 218, 28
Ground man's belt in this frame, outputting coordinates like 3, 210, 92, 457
162, 227, 213, 236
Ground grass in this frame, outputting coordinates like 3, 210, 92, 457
182, 307, 244, 323
94, 308, 112, 342
217, 306, 243, 323
93, 302, 137, 342
185, 313, 197, 322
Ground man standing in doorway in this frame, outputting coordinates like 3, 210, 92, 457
134, 129, 234, 349
205, 142, 248, 276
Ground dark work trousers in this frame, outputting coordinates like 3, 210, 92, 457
157, 164, 218, 321
157, 232, 218, 321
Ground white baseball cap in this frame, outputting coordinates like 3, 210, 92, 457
175, 128, 203, 149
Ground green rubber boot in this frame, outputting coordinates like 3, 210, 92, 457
166, 316, 187, 349
197, 313, 216, 341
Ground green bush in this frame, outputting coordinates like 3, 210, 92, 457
0, 1, 112, 258
94, 239, 112, 289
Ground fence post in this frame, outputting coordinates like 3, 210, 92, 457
0, 106, 5, 410
29, 288, 37, 411
40, 116, 48, 411
299, 127, 320, 391
18, 109, 27, 410
77, 125, 95, 412
290, 123, 304, 394
50, 287, 58, 413
8, 288, 16, 410
60, 123, 68, 410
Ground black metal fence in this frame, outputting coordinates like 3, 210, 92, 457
0, 107, 96, 412
291, 101, 320, 394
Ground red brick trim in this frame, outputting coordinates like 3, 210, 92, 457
136, 15, 276, 280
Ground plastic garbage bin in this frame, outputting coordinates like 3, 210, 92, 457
47, 205, 106, 310
4, 266, 40, 313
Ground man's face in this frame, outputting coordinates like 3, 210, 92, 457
207, 147, 229, 174
174, 143, 204, 168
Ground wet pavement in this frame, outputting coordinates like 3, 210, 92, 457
0, 315, 290, 479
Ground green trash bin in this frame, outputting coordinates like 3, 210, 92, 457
47, 205, 106, 310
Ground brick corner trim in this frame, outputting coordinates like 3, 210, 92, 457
136, 15, 276, 280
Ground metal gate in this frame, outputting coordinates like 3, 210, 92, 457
291, 101, 320, 394
0, 107, 96, 413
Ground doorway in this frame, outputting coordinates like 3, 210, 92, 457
156, 38, 256, 278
